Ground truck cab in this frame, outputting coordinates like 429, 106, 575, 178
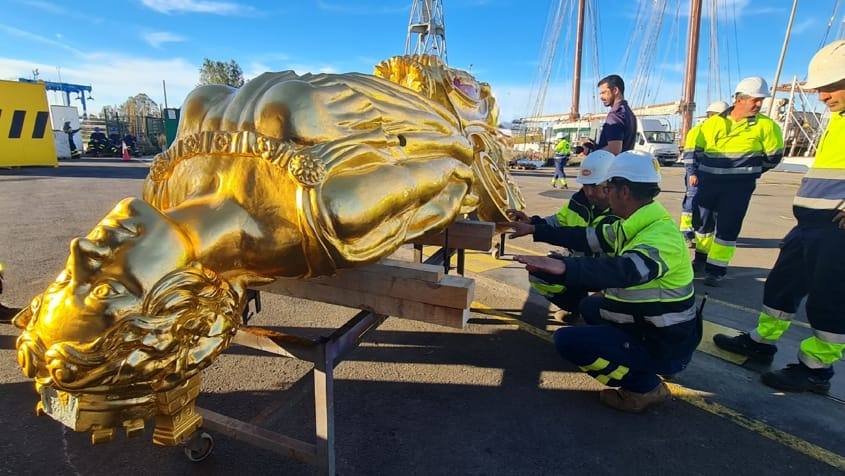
634, 118, 679, 166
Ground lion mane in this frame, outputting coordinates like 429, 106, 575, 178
16, 263, 242, 394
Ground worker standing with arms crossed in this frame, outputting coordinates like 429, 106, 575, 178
690, 76, 784, 286
679, 101, 729, 247
713, 41, 845, 393
515, 151, 699, 412
551, 135, 571, 189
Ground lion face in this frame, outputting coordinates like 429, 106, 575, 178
15, 198, 240, 395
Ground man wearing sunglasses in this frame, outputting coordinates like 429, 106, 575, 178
506, 150, 618, 320
516, 151, 699, 412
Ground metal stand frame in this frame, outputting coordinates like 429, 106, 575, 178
191, 250, 455, 475
413, 229, 467, 275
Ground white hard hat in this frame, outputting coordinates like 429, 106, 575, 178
804, 40, 845, 89
606, 150, 661, 184
706, 101, 729, 114
734, 76, 770, 98
577, 150, 614, 185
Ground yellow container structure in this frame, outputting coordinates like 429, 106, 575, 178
0, 80, 57, 167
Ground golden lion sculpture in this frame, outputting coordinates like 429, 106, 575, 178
13, 55, 523, 446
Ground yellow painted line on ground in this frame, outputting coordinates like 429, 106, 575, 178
471, 302, 554, 343
470, 301, 845, 472
502, 242, 546, 256
668, 384, 845, 472
422, 247, 514, 274
699, 320, 748, 365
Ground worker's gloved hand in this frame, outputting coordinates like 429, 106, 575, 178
515, 255, 567, 275
506, 209, 530, 223
504, 221, 535, 239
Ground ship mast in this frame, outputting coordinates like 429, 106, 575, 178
679, 0, 703, 145
569, 0, 586, 121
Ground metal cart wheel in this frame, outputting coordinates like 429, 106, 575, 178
184, 431, 214, 462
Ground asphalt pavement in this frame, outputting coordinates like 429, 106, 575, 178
1, 159, 843, 475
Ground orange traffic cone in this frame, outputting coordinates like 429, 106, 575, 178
122, 142, 130, 161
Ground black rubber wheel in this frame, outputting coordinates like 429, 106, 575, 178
184, 432, 214, 462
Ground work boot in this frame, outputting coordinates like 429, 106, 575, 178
761, 363, 832, 394
0, 303, 21, 323
599, 381, 671, 413
561, 180, 568, 189
551, 180, 558, 189
713, 332, 777, 364
553, 309, 581, 324
703, 273, 724, 287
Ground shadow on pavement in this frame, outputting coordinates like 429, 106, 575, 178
736, 237, 783, 249
2, 320, 842, 475
0, 164, 149, 180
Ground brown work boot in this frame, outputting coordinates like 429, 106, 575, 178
553, 309, 582, 324
0, 303, 21, 323
599, 381, 671, 413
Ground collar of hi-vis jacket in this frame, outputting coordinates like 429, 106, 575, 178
616, 201, 669, 246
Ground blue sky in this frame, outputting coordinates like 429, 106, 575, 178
0, 0, 840, 122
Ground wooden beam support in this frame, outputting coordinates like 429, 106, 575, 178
408, 219, 495, 252
257, 259, 473, 329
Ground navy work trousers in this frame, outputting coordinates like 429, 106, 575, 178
762, 224, 845, 338
553, 295, 691, 393
695, 179, 756, 276
547, 285, 589, 313
681, 171, 699, 233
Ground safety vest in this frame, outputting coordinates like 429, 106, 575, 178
691, 108, 784, 180
531, 193, 616, 297
591, 201, 696, 327
552, 190, 600, 227
681, 123, 701, 166
793, 112, 845, 222
555, 139, 570, 155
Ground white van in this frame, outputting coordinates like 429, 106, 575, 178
634, 118, 679, 166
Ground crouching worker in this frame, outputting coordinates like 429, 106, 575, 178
506, 151, 618, 318
515, 151, 701, 412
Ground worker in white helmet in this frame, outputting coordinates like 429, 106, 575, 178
714, 40, 845, 393
689, 77, 784, 286
514, 151, 699, 413
679, 101, 729, 247
505, 150, 619, 320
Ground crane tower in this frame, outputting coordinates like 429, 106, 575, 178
405, 0, 448, 62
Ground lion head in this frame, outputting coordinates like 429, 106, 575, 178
14, 198, 243, 396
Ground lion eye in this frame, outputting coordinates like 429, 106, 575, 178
92, 282, 123, 299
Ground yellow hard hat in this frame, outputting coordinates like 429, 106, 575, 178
804, 40, 845, 89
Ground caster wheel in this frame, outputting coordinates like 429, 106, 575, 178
184, 432, 214, 462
